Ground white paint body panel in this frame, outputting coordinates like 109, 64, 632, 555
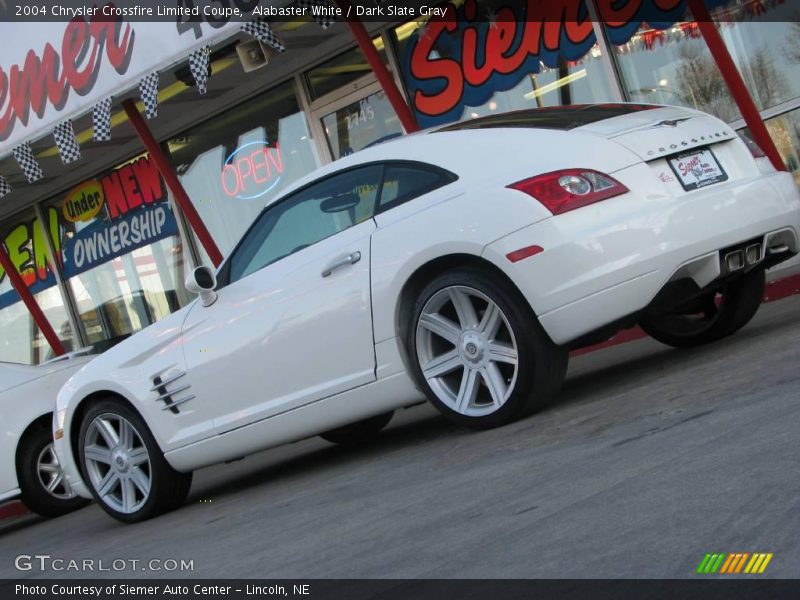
53, 105, 800, 499
0, 356, 91, 501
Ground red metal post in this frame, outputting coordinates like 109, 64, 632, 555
335, 0, 420, 133
687, 0, 786, 171
123, 100, 224, 267
0, 244, 65, 356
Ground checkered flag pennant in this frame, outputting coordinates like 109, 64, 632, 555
93, 96, 112, 142
297, 0, 336, 29
139, 71, 160, 119
53, 120, 81, 165
0, 175, 11, 198
189, 46, 211, 94
241, 19, 285, 52
12, 142, 43, 183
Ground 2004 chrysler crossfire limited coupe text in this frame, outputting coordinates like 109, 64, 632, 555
54, 104, 800, 523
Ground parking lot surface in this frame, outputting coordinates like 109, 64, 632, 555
2, 295, 799, 579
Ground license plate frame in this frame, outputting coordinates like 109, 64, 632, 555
667, 147, 728, 191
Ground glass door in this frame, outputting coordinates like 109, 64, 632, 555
312, 78, 405, 161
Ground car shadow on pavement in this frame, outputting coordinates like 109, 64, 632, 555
187, 411, 464, 503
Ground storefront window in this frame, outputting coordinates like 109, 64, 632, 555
610, 3, 800, 122
321, 90, 404, 160
741, 107, 800, 186
305, 41, 387, 101
43, 154, 190, 353
392, 0, 616, 128
0, 210, 75, 364
168, 80, 321, 261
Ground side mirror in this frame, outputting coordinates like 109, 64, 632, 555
185, 266, 218, 307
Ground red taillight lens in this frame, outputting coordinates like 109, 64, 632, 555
507, 169, 629, 215
737, 131, 767, 158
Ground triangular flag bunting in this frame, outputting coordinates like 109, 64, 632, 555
241, 19, 286, 52
53, 120, 81, 164
189, 46, 211, 94
297, 0, 336, 29
139, 72, 160, 119
0, 175, 11, 198
93, 96, 113, 142
12, 142, 44, 183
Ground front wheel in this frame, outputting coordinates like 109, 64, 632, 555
320, 412, 394, 446
407, 268, 567, 430
17, 426, 89, 518
78, 400, 192, 523
640, 269, 765, 348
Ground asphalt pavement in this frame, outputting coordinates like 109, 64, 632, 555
2, 295, 799, 579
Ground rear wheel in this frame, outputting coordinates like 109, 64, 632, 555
17, 426, 89, 518
407, 268, 567, 430
320, 412, 394, 446
79, 400, 192, 523
640, 269, 765, 348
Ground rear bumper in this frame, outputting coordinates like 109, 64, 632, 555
482, 169, 800, 345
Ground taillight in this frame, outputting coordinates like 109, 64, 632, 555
507, 169, 629, 215
737, 130, 775, 173
737, 130, 766, 158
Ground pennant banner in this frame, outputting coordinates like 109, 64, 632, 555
297, 0, 336, 29
241, 19, 286, 52
93, 97, 113, 142
139, 72, 160, 119
0, 175, 11, 198
12, 142, 43, 183
53, 120, 81, 164
189, 46, 211, 95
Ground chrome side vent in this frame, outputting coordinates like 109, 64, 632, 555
151, 370, 195, 414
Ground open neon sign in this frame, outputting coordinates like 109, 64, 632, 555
221, 141, 283, 200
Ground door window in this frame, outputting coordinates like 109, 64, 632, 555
227, 166, 383, 283
379, 163, 456, 212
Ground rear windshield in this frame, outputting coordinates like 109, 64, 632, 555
434, 104, 658, 132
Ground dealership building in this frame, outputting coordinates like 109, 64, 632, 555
0, 0, 798, 365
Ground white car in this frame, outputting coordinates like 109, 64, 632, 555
0, 352, 93, 517
55, 104, 800, 523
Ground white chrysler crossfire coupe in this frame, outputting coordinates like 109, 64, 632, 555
55, 104, 800, 523
1, 352, 93, 517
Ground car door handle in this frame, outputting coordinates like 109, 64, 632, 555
321, 251, 361, 277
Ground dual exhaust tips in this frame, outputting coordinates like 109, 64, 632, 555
723, 240, 790, 273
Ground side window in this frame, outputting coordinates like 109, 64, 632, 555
379, 164, 455, 212
227, 166, 382, 283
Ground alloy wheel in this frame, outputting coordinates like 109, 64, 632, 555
83, 414, 152, 514
415, 285, 519, 417
36, 442, 75, 500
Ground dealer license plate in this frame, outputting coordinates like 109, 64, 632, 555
668, 148, 728, 191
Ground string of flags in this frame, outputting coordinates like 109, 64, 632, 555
0, 11, 291, 199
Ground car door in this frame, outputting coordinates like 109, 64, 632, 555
181, 165, 383, 434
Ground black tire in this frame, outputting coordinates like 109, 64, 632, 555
640, 269, 765, 348
17, 426, 90, 518
406, 267, 567, 430
320, 411, 394, 446
78, 400, 192, 524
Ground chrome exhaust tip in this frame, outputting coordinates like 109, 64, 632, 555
724, 250, 745, 272
745, 243, 762, 265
